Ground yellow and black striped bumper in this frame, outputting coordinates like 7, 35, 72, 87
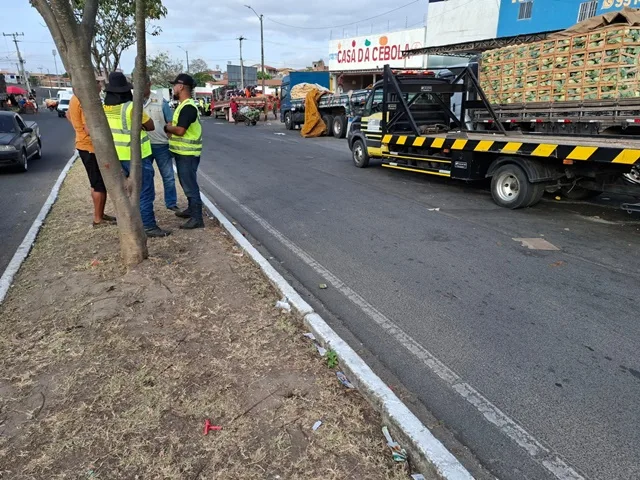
381, 134, 640, 165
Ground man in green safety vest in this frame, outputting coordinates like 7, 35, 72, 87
165, 74, 204, 229
103, 72, 171, 237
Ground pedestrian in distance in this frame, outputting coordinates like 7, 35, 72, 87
165, 73, 204, 229
143, 76, 181, 214
103, 71, 171, 238
67, 79, 116, 227
230, 97, 239, 124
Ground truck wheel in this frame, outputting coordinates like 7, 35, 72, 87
352, 139, 369, 168
284, 112, 294, 130
333, 115, 347, 138
323, 115, 334, 136
560, 185, 602, 200
490, 164, 543, 209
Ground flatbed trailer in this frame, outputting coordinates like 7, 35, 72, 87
348, 65, 640, 209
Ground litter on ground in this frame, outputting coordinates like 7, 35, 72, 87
382, 426, 407, 463
275, 298, 291, 311
336, 371, 355, 389
312, 421, 323, 431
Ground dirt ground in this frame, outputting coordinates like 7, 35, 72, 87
0, 162, 413, 479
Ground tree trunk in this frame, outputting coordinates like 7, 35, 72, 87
129, 0, 147, 210
32, 0, 148, 266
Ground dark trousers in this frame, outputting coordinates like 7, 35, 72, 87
174, 153, 203, 222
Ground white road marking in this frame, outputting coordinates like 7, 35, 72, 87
513, 238, 560, 251
200, 171, 586, 480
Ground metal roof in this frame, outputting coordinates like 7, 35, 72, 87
402, 30, 562, 58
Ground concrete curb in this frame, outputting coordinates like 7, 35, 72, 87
199, 191, 475, 480
0, 152, 78, 305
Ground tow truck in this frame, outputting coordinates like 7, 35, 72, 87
348, 65, 640, 210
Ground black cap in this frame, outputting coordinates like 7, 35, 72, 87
170, 73, 196, 88
104, 72, 133, 93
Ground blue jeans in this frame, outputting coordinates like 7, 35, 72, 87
151, 143, 177, 209
174, 153, 203, 222
121, 157, 158, 230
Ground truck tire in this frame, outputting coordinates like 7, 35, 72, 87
352, 139, 369, 168
284, 112, 294, 130
490, 163, 543, 209
323, 115, 334, 136
560, 185, 602, 200
333, 115, 347, 138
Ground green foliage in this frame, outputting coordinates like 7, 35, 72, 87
189, 58, 208, 75
326, 349, 338, 369
28, 76, 40, 87
192, 71, 214, 87
147, 52, 183, 87
73, 0, 167, 75
257, 71, 272, 80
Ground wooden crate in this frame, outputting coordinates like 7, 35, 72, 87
479, 24, 640, 104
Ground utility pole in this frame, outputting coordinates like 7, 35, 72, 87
237, 35, 246, 90
52, 49, 59, 87
178, 45, 190, 73
246, 5, 266, 118
4, 32, 31, 93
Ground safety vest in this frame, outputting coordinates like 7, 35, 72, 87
170, 98, 202, 156
104, 101, 152, 161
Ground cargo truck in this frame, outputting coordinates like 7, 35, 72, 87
348, 65, 640, 210
282, 89, 370, 138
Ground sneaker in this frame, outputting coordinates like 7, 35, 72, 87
167, 206, 181, 212
102, 214, 117, 223
179, 218, 205, 230
145, 227, 172, 238
175, 208, 191, 219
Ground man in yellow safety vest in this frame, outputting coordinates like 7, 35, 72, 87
103, 72, 171, 237
165, 74, 204, 229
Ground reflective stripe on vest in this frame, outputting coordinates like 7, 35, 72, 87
169, 98, 202, 156
104, 101, 152, 161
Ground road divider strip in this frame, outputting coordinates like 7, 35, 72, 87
0, 152, 78, 304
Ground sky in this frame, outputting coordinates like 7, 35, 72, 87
2, 0, 429, 75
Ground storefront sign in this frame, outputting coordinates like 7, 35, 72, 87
328, 28, 426, 71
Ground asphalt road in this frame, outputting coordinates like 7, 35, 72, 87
0, 112, 75, 274
198, 118, 640, 480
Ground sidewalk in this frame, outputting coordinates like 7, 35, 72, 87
0, 163, 415, 479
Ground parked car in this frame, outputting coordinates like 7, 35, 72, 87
0, 111, 42, 172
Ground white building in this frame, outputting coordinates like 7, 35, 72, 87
425, 0, 499, 47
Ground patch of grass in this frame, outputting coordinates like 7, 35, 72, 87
326, 349, 339, 369
0, 162, 415, 479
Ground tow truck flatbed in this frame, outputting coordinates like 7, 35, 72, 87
347, 65, 640, 209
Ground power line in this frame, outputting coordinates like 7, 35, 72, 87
266, 0, 420, 30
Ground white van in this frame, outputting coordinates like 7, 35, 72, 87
57, 91, 73, 118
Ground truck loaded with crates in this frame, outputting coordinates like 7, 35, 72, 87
475, 8, 640, 142
347, 64, 640, 211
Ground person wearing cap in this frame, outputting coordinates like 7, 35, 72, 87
103, 72, 171, 238
143, 76, 180, 213
165, 73, 204, 229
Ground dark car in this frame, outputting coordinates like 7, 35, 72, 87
0, 111, 42, 172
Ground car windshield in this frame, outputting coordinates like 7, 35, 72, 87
60, 99, 70, 105
0, 116, 16, 133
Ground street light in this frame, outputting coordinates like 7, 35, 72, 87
178, 45, 190, 73
245, 4, 266, 118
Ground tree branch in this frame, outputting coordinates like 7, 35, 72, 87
81, 0, 99, 40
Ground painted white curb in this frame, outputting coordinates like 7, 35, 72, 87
199, 190, 475, 479
0, 152, 78, 305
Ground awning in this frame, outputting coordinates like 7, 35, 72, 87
6, 86, 27, 95
402, 31, 561, 58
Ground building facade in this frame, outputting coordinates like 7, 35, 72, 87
426, 0, 500, 46
497, 0, 632, 37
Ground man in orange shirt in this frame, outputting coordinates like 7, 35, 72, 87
67, 81, 115, 227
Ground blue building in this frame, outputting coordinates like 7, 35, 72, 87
497, 0, 633, 37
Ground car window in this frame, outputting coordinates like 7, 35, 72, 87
60, 99, 70, 105
0, 116, 16, 133
15, 116, 26, 131
364, 89, 384, 116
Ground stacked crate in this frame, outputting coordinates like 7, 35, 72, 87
480, 27, 640, 104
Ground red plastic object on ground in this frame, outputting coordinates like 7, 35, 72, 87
203, 419, 222, 435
